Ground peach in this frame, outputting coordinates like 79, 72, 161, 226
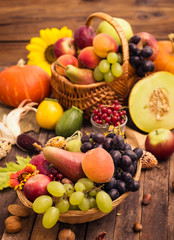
55, 54, 79, 76
78, 46, 101, 69
82, 148, 114, 183
93, 33, 118, 58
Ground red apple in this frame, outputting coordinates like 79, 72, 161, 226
145, 128, 174, 160
23, 174, 52, 202
30, 153, 50, 176
74, 25, 96, 49
136, 32, 159, 61
53, 37, 76, 58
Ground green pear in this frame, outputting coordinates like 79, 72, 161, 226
97, 18, 133, 45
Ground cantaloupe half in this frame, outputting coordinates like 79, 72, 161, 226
129, 71, 174, 132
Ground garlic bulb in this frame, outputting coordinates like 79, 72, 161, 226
6, 100, 40, 139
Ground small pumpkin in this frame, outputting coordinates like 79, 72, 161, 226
154, 33, 174, 74
0, 59, 51, 107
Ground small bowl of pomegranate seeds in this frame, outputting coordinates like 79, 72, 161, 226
90, 100, 128, 134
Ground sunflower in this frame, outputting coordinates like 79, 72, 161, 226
26, 27, 73, 75
8, 164, 39, 190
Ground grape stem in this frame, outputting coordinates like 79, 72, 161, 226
84, 184, 105, 194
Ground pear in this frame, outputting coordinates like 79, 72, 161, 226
43, 146, 86, 182
58, 63, 96, 85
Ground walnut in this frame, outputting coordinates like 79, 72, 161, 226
5, 216, 22, 234
134, 222, 142, 232
58, 228, 75, 240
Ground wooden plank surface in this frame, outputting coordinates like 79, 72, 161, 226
1, 0, 174, 239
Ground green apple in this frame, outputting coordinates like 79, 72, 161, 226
97, 18, 133, 45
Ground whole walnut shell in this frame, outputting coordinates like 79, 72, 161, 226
58, 228, 75, 240
5, 216, 22, 234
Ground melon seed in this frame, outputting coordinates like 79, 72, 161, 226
149, 88, 169, 120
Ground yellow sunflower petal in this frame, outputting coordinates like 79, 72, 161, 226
40, 28, 54, 45
26, 43, 44, 52
49, 28, 61, 43
27, 59, 41, 65
30, 37, 47, 49
51, 28, 60, 40
60, 26, 72, 37
27, 51, 45, 61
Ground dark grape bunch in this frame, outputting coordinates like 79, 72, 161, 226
128, 35, 155, 77
80, 132, 143, 200
92, 100, 127, 127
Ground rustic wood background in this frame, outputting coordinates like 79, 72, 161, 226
0, 0, 174, 239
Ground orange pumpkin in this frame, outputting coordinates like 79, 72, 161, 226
154, 34, 174, 74
0, 59, 52, 107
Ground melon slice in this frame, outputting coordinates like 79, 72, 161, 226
129, 71, 174, 132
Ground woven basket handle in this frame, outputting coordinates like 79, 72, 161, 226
85, 12, 129, 65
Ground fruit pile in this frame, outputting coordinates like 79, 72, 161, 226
92, 99, 127, 126
15, 127, 143, 229
53, 17, 159, 85
80, 132, 142, 199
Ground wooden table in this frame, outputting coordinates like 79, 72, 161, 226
1, 1, 174, 239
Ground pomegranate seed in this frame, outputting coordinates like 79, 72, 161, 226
113, 100, 118, 105
97, 112, 102, 118
112, 116, 117, 123
101, 106, 107, 113
95, 119, 100, 124
101, 113, 107, 120
93, 115, 99, 121
93, 108, 99, 114
105, 116, 111, 123
106, 108, 112, 115
113, 105, 120, 111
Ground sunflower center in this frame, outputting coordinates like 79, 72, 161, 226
45, 44, 57, 64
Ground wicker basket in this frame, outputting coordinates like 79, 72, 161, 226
50, 12, 140, 119
17, 159, 141, 224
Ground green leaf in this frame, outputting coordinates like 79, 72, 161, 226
0, 155, 31, 190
